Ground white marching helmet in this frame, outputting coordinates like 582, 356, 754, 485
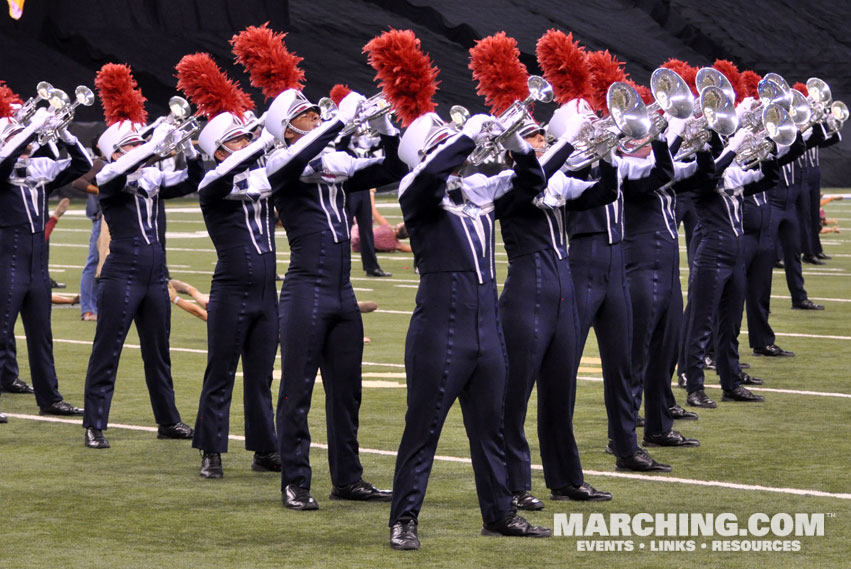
98, 120, 145, 159
265, 88, 320, 141
517, 118, 543, 139
398, 112, 455, 169
198, 112, 252, 157
547, 98, 595, 139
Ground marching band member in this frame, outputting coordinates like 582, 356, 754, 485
82, 64, 202, 449
234, 23, 406, 510
0, 81, 89, 421
563, 51, 671, 473
175, 51, 280, 479
490, 31, 615, 510
367, 29, 551, 550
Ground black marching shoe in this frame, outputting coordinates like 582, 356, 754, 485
816, 252, 831, 260
0, 412, 7, 423
551, 482, 612, 502
84, 427, 109, 449
774, 260, 785, 269
40, 400, 83, 416
2, 377, 34, 394
802, 254, 825, 265
740, 361, 750, 369
668, 405, 698, 420
636, 415, 645, 427
512, 491, 544, 511
200, 452, 223, 479
738, 371, 764, 386
643, 430, 700, 447
604, 438, 614, 455
390, 519, 420, 550
365, 268, 392, 277
686, 390, 717, 409
330, 478, 392, 502
792, 298, 824, 310
703, 355, 717, 371
157, 421, 193, 439
251, 450, 282, 472
482, 513, 552, 538
677, 372, 687, 389
50, 278, 66, 289
616, 450, 672, 473
282, 484, 319, 510
722, 385, 765, 402
753, 344, 795, 357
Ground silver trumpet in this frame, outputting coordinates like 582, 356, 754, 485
467, 75, 554, 166
37, 85, 95, 145
319, 93, 394, 138
735, 103, 797, 169
15, 81, 53, 124
153, 96, 200, 157
568, 81, 651, 169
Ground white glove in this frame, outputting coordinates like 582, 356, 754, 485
502, 130, 531, 154
726, 128, 751, 153
180, 137, 198, 159
259, 127, 277, 150
368, 112, 397, 136
30, 107, 52, 129
462, 114, 499, 144
337, 91, 367, 124
666, 115, 688, 140
150, 122, 173, 146
560, 114, 590, 144
58, 127, 79, 146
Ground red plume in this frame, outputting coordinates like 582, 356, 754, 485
586, 50, 627, 115
330, 84, 351, 106
661, 59, 698, 96
363, 29, 439, 127
231, 22, 305, 99
793, 81, 808, 97
175, 53, 254, 119
95, 63, 148, 126
740, 70, 762, 99
0, 80, 23, 119
713, 59, 745, 103
469, 32, 529, 115
626, 80, 654, 106
536, 29, 591, 104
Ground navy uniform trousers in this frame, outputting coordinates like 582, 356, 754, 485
0, 226, 63, 407
768, 166, 808, 304
742, 196, 777, 349
346, 190, 380, 274
802, 153, 822, 257
277, 230, 365, 490
681, 230, 746, 393
623, 231, 679, 436
193, 246, 278, 454
500, 250, 583, 493
83, 238, 182, 429
569, 236, 639, 458
390, 271, 513, 526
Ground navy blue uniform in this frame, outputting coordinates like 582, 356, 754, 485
83, 139, 203, 430
266, 118, 406, 491
566, 147, 669, 459
680, 147, 777, 394
498, 138, 617, 494
389, 132, 545, 527
192, 138, 278, 454
0, 127, 90, 408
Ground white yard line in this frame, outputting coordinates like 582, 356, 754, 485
6, 413, 850, 501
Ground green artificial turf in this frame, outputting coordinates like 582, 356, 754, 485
1, 194, 849, 569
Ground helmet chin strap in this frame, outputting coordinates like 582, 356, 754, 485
286, 121, 313, 136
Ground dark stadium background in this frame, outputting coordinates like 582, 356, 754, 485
1, 0, 848, 184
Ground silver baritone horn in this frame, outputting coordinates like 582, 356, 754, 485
467, 75, 554, 166
621, 67, 695, 154
735, 103, 797, 169
568, 81, 651, 169
154, 96, 200, 157
674, 68, 738, 160
318, 92, 393, 137
37, 85, 96, 145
